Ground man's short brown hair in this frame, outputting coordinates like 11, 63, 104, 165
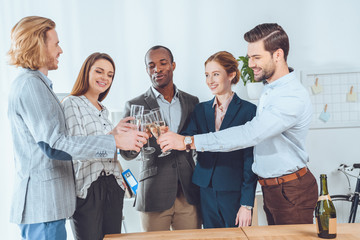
244, 23, 289, 61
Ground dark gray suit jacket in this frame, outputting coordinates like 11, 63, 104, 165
121, 87, 200, 212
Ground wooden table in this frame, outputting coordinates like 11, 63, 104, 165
242, 223, 360, 240
104, 227, 248, 240
104, 223, 360, 240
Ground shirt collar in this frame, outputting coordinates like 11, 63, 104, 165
212, 92, 234, 109
36, 69, 53, 89
151, 85, 179, 100
266, 70, 296, 90
79, 95, 107, 113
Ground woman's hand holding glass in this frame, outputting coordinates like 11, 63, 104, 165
111, 116, 136, 134
110, 115, 148, 152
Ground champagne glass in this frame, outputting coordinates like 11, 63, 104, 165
146, 111, 160, 140
130, 105, 144, 157
142, 111, 155, 155
150, 109, 171, 157
129, 104, 143, 131
135, 115, 151, 161
130, 105, 144, 119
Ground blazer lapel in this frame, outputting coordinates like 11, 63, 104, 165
220, 93, 242, 130
177, 90, 189, 133
204, 98, 216, 133
144, 88, 160, 110
34, 71, 63, 108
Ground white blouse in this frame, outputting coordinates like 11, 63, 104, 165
62, 95, 124, 199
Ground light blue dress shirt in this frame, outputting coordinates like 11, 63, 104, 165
151, 85, 181, 133
194, 71, 313, 178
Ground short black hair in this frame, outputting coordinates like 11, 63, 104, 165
144, 45, 174, 64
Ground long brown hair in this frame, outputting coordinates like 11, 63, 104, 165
8, 16, 55, 69
70, 52, 115, 102
205, 51, 240, 85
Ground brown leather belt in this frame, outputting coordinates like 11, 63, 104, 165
258, 167, 308, 186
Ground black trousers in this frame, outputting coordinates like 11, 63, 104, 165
70, 174, 125, 240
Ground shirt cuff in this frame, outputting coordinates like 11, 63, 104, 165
194, 132, 223, 152
194, 134, 205, 152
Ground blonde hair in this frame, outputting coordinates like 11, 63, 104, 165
8, 16, 56, 70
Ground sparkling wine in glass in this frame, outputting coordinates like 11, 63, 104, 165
142, 111, 155, 155
151, 109, 171, 157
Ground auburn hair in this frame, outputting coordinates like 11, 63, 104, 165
205, 51, 240, 85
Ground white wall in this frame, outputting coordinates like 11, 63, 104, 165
1, 0, 360, 238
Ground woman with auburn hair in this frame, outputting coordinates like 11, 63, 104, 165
62, 52, 126, 240
169, 51, 257, 228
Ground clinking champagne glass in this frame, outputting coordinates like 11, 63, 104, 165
130, 105, 144, 157
142, 111, 155, 155
130, 104, 144, 119
135, 115, 152, 161
130, 105, 143, 131
150, 109, 171, 157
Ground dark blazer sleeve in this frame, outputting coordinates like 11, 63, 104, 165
181, 103, 201, 136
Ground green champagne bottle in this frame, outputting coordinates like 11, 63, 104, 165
315, 174, 337, 239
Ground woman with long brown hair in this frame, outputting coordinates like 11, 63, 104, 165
62, 52, 126, 240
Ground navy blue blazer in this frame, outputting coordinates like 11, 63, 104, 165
182, 93, 257, 206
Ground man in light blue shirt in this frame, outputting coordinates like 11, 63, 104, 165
159, 23, 318, 225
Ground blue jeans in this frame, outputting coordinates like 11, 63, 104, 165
19, 219, 66, 240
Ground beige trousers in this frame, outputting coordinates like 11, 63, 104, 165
140, 189, 201, 231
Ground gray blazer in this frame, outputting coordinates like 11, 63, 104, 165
8, 69, 116, 224
121, 88, 200, 212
